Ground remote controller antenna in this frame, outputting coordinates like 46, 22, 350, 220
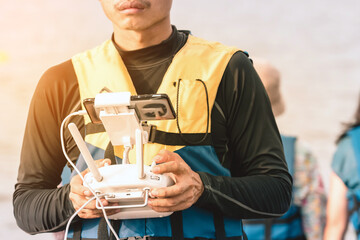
68, 122, 103, 182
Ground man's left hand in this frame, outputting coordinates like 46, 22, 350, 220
148, 149, 204, 212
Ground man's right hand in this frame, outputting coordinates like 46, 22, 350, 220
69, 158, 121, 218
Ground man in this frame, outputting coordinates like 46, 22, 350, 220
13, 1, 292, 239
243, 60, 327, 240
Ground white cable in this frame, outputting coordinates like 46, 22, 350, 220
60, 111, 120, 240
63, 196, 96, 240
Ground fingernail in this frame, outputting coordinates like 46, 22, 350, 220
151, 189, 158, 196
152, 166, 160, 173
84, 190, 91, 196
153, 155, 162, 162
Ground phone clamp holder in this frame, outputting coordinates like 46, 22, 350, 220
68, 92, 174, 219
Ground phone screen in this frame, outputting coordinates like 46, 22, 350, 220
83, 98, 102, 124
130, 94, 176, 121
83, 94, 176, 123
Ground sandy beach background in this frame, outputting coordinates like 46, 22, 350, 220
0, 0, 359, 239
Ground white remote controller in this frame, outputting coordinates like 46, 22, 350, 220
84, 164, 174, 219
68, 122, 175, 220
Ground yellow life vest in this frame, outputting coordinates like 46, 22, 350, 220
72, 35, 238, 165
69, 35, 244, 240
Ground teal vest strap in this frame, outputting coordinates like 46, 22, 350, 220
280, 135, 296, 176
349, 126, 360, 176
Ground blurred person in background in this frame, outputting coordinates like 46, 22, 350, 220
324, 92, 360, 240
243, 59, 327, 240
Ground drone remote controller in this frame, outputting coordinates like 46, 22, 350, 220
67, 92, 176, 220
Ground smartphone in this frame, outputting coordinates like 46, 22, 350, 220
83, 93, 176, 124
130, 94, 176, 121
83, 98, 102, 124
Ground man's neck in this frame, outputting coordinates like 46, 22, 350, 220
113, 22, 173, 51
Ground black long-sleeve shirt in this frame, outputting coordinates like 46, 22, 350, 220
13, 27, 292, 234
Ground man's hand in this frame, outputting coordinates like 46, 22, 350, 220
69, 158, 121, 218
148, 149, 204, 212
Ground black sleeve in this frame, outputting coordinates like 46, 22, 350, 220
12, 60, 83, 234
195, 51, 293, 219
